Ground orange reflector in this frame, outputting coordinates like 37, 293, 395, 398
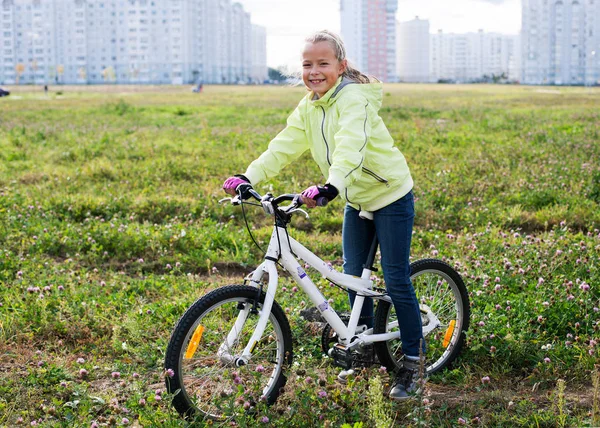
442, 320, 456, 348
184, 325, 205, 359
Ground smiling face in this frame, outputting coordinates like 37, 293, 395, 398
302, 41, 347, 98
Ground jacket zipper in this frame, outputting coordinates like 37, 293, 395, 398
320, 106, 331, 166
362, 167, 388, 183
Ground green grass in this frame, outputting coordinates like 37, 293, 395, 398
0, 84, 599, 427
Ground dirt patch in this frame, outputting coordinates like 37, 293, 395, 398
18, 172, 49, 185
426, 382, 594, 409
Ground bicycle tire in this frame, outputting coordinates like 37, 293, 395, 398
164, 285, 293, 420
373, 259, 470, 374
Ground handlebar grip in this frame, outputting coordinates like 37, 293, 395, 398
236, 183, 259, 201
316, 197, 329, 207
235, 183, 251, 192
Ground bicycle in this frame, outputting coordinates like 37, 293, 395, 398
164, 187, 470, 420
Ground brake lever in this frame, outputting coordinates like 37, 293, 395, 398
218, 195, 241, 205
292, 208, 310, 219
281, 206, 309, 219
280, 195, 301, 213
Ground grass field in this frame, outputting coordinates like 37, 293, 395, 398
1, 83, 599, 427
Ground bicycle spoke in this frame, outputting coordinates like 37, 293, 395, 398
375, 260, 469, 375
167, 290, 291, 420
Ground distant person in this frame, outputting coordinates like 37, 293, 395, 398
222, 30, 423, 401
44, 85, 48, 94
192, 82, 203, 93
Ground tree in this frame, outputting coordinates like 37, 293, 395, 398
268, 67, 286, 82
102, 66, 116, 82
492, 72, 508, 84
31, 60, 38, 82
15, 63, 25, 84
130, 66, 140, 81
56, 65, 64, 84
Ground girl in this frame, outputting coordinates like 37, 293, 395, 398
223, 30, 424, 401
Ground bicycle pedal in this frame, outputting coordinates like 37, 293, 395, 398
329, 344, 354, 370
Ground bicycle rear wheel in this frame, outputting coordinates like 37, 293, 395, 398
373, 259, 470, 374
164, 285, 293, 421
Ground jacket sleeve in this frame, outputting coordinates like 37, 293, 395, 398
326, 94, 371, 197
244, 98, 309, 185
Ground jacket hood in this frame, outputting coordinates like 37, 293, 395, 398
309, 76, 383, 110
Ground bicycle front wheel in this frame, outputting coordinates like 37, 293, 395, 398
373, 259, 470, 374
164, 285, 293, 421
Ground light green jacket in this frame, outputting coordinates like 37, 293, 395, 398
244, 77, 413, 212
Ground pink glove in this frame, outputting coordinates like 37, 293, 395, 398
223, 176, 248, 194
301, 185, 320, 200
301, 184, 338, 207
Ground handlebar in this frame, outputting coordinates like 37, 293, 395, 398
219, 184, 329, 222
237, 184, 329, 207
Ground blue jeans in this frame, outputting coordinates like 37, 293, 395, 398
342, 191, 425, 358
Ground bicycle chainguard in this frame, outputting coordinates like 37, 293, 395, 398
330, 344, 354, 370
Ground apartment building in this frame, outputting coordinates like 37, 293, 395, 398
251, 24, 266, 84
0, 0, 268, 85
430, 30, 520, 83
522, 0, 600, 85
340, 0, 398, 82
396, 16, 429, 82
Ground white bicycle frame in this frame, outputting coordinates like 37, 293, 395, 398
223, 197, 441, 366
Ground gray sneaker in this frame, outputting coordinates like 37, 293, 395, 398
336, 368, 355, 384
388, 359, 425, 401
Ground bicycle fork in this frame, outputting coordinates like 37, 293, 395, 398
217, 304, 251, 364
219, 260, 279, 367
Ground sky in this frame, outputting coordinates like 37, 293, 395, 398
238, 0, 522, 69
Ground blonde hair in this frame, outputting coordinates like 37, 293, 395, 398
305, 30, 375, 84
